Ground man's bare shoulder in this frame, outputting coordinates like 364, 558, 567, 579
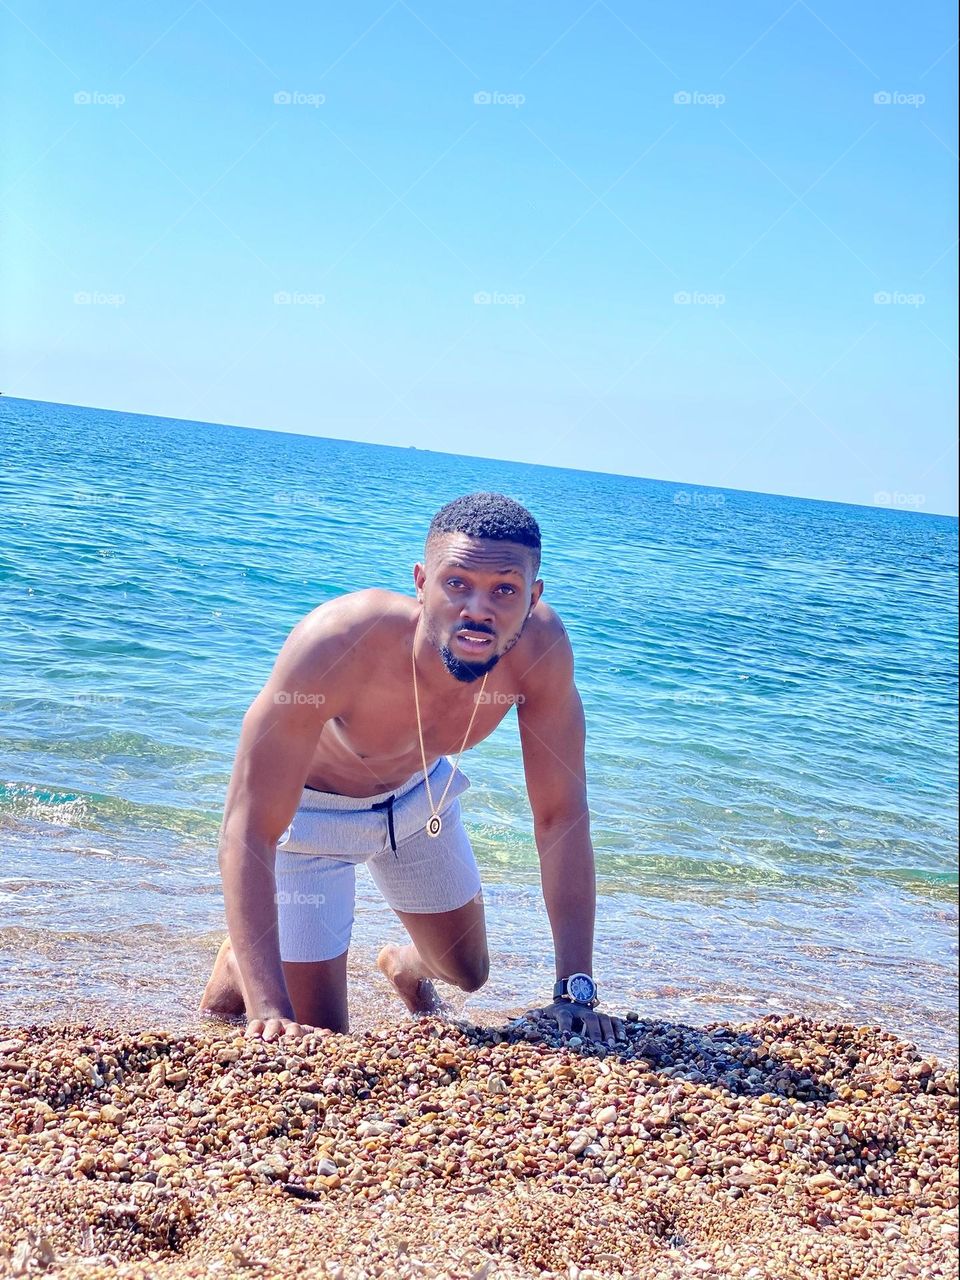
290, 588, 412, 661
527, 599, 573, 648
300, 587, 410, 630
516, 600, 575, 689
258, 590, 412, 718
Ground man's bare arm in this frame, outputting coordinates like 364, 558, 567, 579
219, 607, 351, 1036
518, 613, 623, 1044
518, 622, 594, 976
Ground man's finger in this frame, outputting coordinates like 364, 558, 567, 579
611, 1016, 627, 1042
579, 1013, 603, 1042
554, 1008, 575, 1034
598, 1014, 617, 1044
245, 1020, 265, 1040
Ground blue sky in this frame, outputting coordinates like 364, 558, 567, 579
2, 1, 957, 514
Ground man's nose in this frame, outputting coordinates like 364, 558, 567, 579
460, 596, 494, 625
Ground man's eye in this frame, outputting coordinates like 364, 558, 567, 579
496, 585, 516, 595
447, 578, 465, 588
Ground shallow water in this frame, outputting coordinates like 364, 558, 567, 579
1, 397, 956, 1057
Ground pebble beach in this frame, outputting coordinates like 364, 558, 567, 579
1, 1011, 956, 1279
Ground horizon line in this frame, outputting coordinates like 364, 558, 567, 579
3, 393, 957, 521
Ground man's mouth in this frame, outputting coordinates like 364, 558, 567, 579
454, 630, 494, 652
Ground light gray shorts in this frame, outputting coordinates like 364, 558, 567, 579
274, 757, 481, 963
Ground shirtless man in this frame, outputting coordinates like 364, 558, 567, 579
200, 492, 624, 1047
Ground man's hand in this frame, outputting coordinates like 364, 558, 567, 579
245, 1014, 321, 1042
532, 1000, 626, 1046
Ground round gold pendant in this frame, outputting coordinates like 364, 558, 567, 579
426, 814, 442, 838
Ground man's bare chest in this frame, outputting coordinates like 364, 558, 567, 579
323, 673, 524, 762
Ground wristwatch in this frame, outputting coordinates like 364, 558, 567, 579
553, 973, 599, 1008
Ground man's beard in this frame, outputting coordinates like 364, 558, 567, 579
438, 643, 502, 684
435, 620, 527, 684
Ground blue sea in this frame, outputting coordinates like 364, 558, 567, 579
1, 397, 957, 1057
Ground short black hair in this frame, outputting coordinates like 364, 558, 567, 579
427, 493, 541, 571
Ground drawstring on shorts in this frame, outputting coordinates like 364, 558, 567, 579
370, 794, 398, 857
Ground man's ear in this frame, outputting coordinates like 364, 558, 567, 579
413, 562, 426, 600
530, 578, 545, 611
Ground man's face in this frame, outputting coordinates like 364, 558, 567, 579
414, 534, 543, 682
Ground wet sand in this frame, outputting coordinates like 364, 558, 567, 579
1, 1010, 957, 1279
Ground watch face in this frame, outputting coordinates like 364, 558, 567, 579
569, 974, 596, 1004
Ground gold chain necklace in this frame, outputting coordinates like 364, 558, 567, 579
411, 617, 489, 838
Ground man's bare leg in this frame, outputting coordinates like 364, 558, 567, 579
376, 942, 445, 1014
200, 936, 349, 1033
377, 896, 489, 1016
200, 937, 246, 1019
283, 951, 349, 1033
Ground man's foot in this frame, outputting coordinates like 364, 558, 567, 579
199, 937, 246, 1020
376, 943, 445, 1016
